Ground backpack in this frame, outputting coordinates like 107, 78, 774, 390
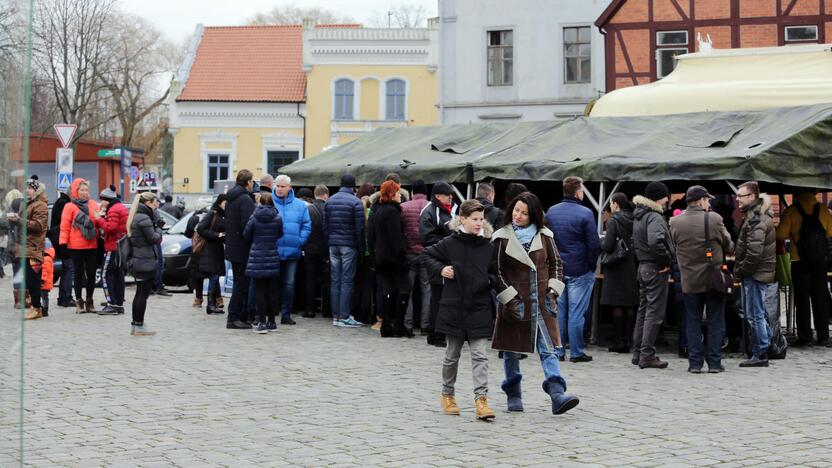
116, 234, 132, 274
795, 204, 828, 266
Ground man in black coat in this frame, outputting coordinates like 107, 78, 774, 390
224, 170, 256, 330
474, 182, 503, 228
418, 181, 458, 347
299, 186, 330, 318
49, 189, 75, 307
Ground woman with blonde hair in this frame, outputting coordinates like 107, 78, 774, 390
126, 191, 164, 336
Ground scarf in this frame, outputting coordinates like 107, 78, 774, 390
441, 202, 453, 214
71, 199, 97, 241
512, 223, 537, 252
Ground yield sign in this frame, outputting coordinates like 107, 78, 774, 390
53, 124, 77, 148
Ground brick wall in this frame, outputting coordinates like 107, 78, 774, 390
740, 24, 779, 47
789, 0, 821, 16
654, 0, 688, 21
739, 0, 777, 17
695, 25, 732, 48
696, 0, 731, 20
609, 0, 649, 24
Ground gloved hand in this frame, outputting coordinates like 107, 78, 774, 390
154, 218, 166, 229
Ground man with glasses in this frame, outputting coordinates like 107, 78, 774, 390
735, 182, 777, 367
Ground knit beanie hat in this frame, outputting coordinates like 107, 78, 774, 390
100, 185, 119, 201
645, 181, 670, 201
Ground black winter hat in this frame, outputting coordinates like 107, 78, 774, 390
645, 181, 670, 201
297, 188, 313, 199
432, 182, 454, 197
412, 179, 427, 195
340, 174, 356, 188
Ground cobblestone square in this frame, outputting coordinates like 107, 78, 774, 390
2, 287, 832, 467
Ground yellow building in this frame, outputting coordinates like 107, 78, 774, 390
169, 25, 307, 194
302, 20, 439, 157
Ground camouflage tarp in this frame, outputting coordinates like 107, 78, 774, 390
282, 104, 832, 189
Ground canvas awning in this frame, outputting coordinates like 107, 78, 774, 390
590, 44, 832, 118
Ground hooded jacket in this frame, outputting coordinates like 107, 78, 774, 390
243, 204, 284, 278
324, 187, 365, 250
101, 200, 128, 252
22, 186, 49, 262
128, 203, 163, 280
41, 246, 55, 291
736, 194, 776, 283
59, 178, 101, 250
632, 195, 676, 268
271, 188, 311, 261
776, 192, 832, 262
545, 196, 600, 277
422, 219, 496, 340
223, 184, 255, 262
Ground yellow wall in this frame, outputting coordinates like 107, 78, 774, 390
172, 127, 304, 194
305, 65, 438, 157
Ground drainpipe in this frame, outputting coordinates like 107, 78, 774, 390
297, 102, 306, 159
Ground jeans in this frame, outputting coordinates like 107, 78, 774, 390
743, 278, 772, 357
254, 276, 280, 324
442, 336, 489, 398
682, 291, 725, 369
792, 260, 829, 343
247, 278, 257, 322
279, 259, 299, 319
304, 252, 329, 313
228, 262, 250, 324
102, 251, 125, 306
58, 253, 74, 303
633, 263, 669, 362
132, 279, 153, 324
503, 308, 567, 390
70, 248, 98, 301
556, 271, 595, 358
405, 253, 431, 330
329, 246, 358, 320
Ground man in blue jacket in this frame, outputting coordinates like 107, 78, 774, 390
324, 174, 365, 328
272, 175, 312, 325
545, 176, 600, 363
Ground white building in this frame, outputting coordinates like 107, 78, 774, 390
438, 0, 612, 123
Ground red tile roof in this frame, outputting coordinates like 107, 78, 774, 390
178, 25, 305, 103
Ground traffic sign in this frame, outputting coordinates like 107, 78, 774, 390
98, 148, 121, 158
129, 166, 139, 180
56, 148, 73, 173
53, 124, 77, 148
57, 172, 73, 191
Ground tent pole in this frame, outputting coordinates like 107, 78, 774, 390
726, 180, 739, 194
451, 185, 466, 203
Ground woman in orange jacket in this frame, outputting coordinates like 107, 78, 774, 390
59, 178, 102, 314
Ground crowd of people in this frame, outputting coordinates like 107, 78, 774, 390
4, 167, 832, 420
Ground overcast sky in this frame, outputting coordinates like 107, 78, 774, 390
120, 0, 439, 44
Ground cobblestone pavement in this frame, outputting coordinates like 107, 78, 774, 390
2, 285, 832, 467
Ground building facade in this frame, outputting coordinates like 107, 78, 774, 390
169, 25, 306, 194
438, 0, 612, 123
303, 21, 440, 157
597, 0, 832, 91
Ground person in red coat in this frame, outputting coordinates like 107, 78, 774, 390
59, 178, 103, 313
99, 186, 128, 315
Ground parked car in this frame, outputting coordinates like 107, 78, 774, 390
161, 211, 195, 288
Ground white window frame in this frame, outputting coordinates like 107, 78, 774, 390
656, 30, 689, 46
199, 132, 237, 193
656, 30, 689, 79
563, 25, 592, 84
385, 78, 407, 120
784, 25, 819, 43
486, 29, 514, 87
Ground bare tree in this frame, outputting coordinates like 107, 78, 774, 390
33, 0, 116, 145
368, 3, 429, 28
247, 4, 354, 25
100, 12, 178, 147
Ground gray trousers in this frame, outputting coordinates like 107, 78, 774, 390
405, 253, 431, 330
442, 336, 488, 398
633, 263, 669, 362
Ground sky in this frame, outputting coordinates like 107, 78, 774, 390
120, 0, 439, 44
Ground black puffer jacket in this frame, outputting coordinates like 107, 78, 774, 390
128, 203, 163, 281
196, 208, 227, 275
422, 219, 497, 340
632, 195, 676, 268
368, 201, 408, 274
48, 191, 71, 256
303, 198, 326, 256
223, 185, 255, 262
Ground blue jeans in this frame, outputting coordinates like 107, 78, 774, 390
557, 271, 595, 358
743, 278, 772, 357
207, 274, 220, 298
503, 306, 567, 390
329, 246, 358, 320
58, 255, 74, 303
279, 259, 299, 319
682, 292, 725, 369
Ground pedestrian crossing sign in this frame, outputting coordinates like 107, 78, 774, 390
57, 172, 73, 191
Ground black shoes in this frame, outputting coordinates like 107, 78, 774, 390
281, 317, 296, 325
226, 320, 252, 330
687, 367, 703, 374
739, 355, 769, 367
154, 289, 173, 297
301, 310, 316, 318
569, 354, 593, 363
708, 366, 725, 374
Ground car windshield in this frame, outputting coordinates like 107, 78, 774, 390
168, 211, 193, 235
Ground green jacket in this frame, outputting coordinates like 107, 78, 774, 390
735, 195, 776, 283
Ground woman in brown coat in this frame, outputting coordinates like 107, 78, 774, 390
20, 177, 49, 320
492, 192, 579, 415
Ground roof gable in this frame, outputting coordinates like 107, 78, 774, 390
596, 0, 626, 28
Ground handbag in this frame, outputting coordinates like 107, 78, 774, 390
704, 212, 734, 294
600, 218, 630, 266
191, 211, 215, 255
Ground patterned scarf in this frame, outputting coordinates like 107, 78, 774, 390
72, 199, 97, 241
512, 223, 537, 252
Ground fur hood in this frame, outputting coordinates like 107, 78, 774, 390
633, 195, 664, 213
741, 193, 772, 215
448, 216, 493, 240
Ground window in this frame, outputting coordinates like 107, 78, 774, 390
334, 79, 354, 120
487, 30, 513, 86
267, 151, 299, 175
656, 30, 689, 78
385, 79, 406, 120
206, 154, 229, 190
785, 25, 818, 43
564, 26, 591, 83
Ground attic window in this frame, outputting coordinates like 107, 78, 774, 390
785, 25, 818, 43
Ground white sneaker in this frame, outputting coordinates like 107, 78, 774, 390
343, 316, 363, 327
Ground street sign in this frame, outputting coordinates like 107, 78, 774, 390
53, 124, 77, 148
129, 166, 139, 180
98, 148, 121, 158
121, 149, 132, 176
57, 172, 73, 191
56, 147, 73, 173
